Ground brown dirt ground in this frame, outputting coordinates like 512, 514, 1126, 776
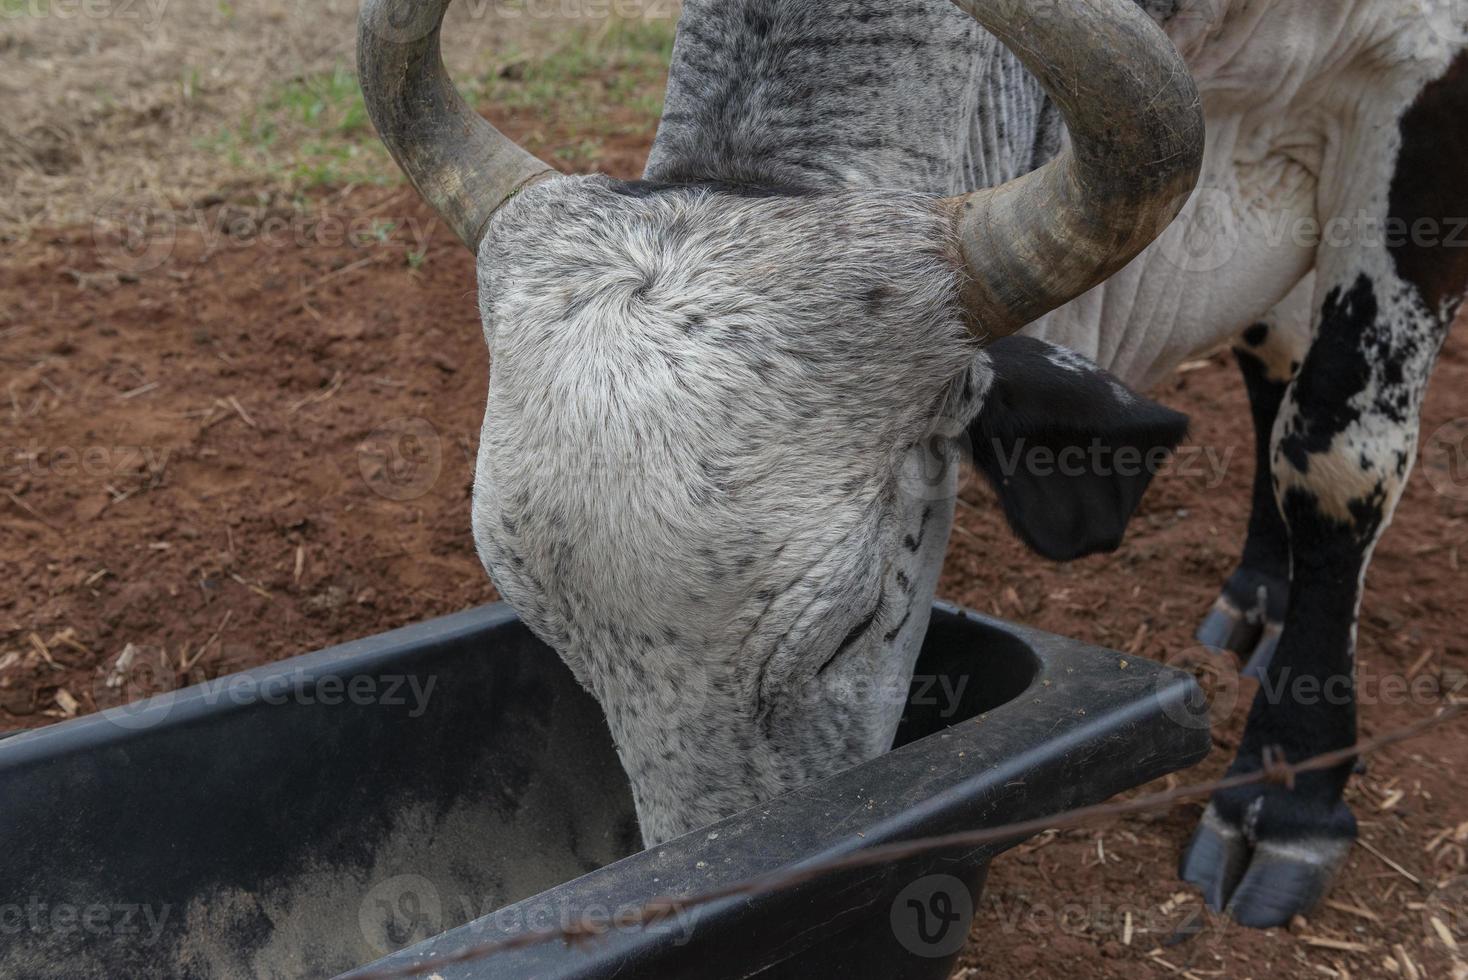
4, 114, 1468, 980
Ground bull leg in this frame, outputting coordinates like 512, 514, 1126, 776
1197, 283, 1311, 674
1182, 274, 1449, 925
1181, 53, 1468, 926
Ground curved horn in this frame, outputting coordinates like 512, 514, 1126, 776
948, 0, 1204, 337
358, 0, 555, 250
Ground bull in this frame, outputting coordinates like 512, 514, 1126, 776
359, 0, 1468, 928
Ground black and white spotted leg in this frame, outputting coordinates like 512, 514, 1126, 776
1182, 53, 1468, 927
1197, 282, 1311, 676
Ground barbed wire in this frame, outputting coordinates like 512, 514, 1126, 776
352, 703, 1466, 979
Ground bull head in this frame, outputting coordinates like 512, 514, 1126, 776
358, 0, 1203, 843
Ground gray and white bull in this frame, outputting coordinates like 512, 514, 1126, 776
358, 0, 1468, 928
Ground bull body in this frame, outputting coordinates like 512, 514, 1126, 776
363, 0, 1468, 929
620, 0, 1468, 925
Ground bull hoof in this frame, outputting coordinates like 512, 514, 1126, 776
1196, 570, 1288, 664
1196, 595, 1262, 655
1180, 800, 1355, 928
1226, 837, 1350, 928
1242, 621, 1282, 678
1178, 803, 1249, 909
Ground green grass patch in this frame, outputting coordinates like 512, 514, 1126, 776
270, 64, 371, 136
477, 17, 674, 126
202, 61, 392, 190
204, 16, 673, 192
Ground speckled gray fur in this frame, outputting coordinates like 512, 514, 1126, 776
475, 179, 985, 842
464, 0, 1468, 858
470, 1, 1068, 844
647, 0, 1062, 194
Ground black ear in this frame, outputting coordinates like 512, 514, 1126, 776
967, 336, 1189, 562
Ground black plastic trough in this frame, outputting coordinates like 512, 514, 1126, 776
0, 603, 1208, 979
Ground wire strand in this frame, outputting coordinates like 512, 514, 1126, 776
351, 704, 1465, 979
